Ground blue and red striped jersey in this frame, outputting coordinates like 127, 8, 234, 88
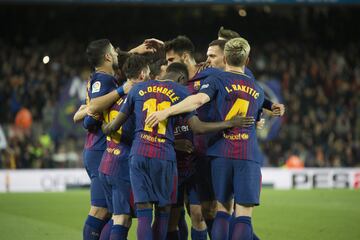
120, 79, 194, 161
199, 71, 264, 162
99, 95, 135, 176
84, 72, 118, 151
174, 116, 196, 183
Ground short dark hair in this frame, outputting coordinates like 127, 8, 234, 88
218, 26, 240, 40
149, 58, 167, 79
209, 39, 227, 51
86, 39, 111, 68
166, 62, 189, 82
122, 54, 149, 79
164, 36, 195, 57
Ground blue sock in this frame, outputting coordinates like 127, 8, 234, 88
178, 209, 188, 240
137, 209, 153, 240
231, 216, 253, 240
253, 233, 260, 240
152, 212, 170, 240
110, 224, 129, 240
211, 211, 231, 240
100, 219, 112, 240
191, 227, 208, 240
83, 215, 107, 240
228, 213, 236, 240
167, 230, 180, 240
205, 218, 214, 238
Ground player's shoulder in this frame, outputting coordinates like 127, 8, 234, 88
192, 67, 224, 81
91, 72, 116, 83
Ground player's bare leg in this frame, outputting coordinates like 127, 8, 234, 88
89, 206, 109, 219
110, 214, 132, 239
167, 206, 182, 239
201, 200, 217, 235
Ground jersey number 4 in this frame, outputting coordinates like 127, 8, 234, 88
225, 98, 250, 120
143, 98, 171, 135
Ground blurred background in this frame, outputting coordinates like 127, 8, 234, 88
0, 1, 358, 170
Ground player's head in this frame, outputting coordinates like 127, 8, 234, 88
206, 39, 227, 70
164, 36, 195, 67
122, 54, 150, 83
149, 58, 168, 80
224, 37, 250, 67
218, 26, 241, 40
164, 62, 189, 85
86, 39, 118, 70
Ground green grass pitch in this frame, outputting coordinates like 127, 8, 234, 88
0, 189, 359, 240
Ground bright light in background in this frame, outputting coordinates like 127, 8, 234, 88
238, 9, 247, 17
43, 56, 50, 64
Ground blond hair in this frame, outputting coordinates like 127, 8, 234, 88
224, 37, 250, 67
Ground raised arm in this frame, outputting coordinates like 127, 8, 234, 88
145, 93, 210, 128
73, 104, 87, 123
88, 81, 133, 114
188, 115, 255, 134
101, 112, 129, 135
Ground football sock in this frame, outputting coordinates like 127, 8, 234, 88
99, 219, 112, 240
191, 227, 208, 240
137, 209, 153, 240
152, 212, 170, 240
211, 211, 231, 240
109, 224, 129, 240
231, 216, 253, 240
83, 215, 107, 240
178, 209, 188, 240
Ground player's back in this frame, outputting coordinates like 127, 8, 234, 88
126, 79, 191, 161
201, 71, 264, 162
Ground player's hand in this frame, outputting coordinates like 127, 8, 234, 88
145, 109, 170, 128
129, 43, 157, 54
230, 116, 255, 128
197, 62, 211, 72
87, 109, 101, 120
174, 139, 194, 154
144, 38, 164, 49
256, 118, 265, 130
271, 103, 285, 116
123, 80, 134, 94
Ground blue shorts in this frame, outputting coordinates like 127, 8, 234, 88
211, 158, 261, 206
99, 169, 133, 215
83, 149, 107, 208
174, 174, 200, 207
130, 155, 177, 207
195, 155, 215, 202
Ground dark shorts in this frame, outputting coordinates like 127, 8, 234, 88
130, 155, 178, 207
83, 149, 107, 208
211, 158, 261, 206
174, 174, 201, 207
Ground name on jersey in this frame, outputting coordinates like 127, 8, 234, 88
138, 86, 180, 103
225, 85, 259, 99
223, 133, 249, 141
140, 133, 166, 143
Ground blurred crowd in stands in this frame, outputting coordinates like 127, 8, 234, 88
0, 5, 359, 168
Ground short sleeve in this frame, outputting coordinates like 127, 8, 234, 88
90, 75, 117, 99
198, 75, 219, 100
119, 89, 135, 116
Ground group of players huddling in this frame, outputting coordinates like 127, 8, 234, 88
73, 27, 285, 240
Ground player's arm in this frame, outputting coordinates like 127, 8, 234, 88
83, 115, 102, 131
129, 38, 164, 54
188, 115, 255, 134
145, 93, 210, 128
73, 104, 87, 123
101, 112, 129, 135
88, 81, 133, 114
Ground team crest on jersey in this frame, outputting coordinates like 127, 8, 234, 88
194, 81, 201, 90
200, 84, 209, 90
92, 81, 101, 93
